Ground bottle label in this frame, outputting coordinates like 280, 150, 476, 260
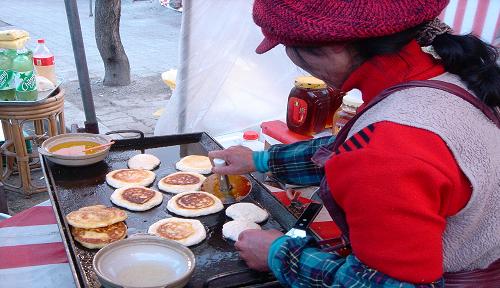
0, 69, 14, 90
15, 71, 37, 92
288, 97, 308, 125
33, 56, 55, 66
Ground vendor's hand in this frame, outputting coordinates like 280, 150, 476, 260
208, 146, 255, 175
235, 229, 284, 271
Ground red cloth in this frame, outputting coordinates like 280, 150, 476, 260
325, 40, 472, 283
252, 0, 448, 53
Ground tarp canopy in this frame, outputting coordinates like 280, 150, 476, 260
154, 0, 302, 136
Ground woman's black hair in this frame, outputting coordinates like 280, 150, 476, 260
355, 26, 500, 108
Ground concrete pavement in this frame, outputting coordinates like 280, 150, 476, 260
1, 0, 181, 213
0, 0, 181, 135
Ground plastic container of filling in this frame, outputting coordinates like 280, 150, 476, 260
286, 76, 331, 136
240, 130, 264, 151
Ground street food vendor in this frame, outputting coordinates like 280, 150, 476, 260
209, 0, 500, 286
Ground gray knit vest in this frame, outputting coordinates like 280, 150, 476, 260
346, 73, 500, 272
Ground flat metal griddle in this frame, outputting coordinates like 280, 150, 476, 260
42, 132, 298, 288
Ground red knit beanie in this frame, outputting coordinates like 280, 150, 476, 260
253, 0, 449, 54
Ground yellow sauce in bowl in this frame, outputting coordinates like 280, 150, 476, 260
49, 141, 102, 156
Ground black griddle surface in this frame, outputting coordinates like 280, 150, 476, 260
44, 133, 292, 288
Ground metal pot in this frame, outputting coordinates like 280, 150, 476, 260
93, 234, 195, 288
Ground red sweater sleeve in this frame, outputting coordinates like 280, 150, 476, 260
324, 121, 471, 283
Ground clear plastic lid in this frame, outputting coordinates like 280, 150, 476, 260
342, 89, 363, 107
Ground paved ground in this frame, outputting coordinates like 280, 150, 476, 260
1, 0, 181, 214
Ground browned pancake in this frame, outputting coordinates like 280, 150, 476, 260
148, 217, 207, 246
158, 172, 206, 194
113, 169, 152, 183
156, 221, 195, 240
110, 186, 163, 212
176, 192, 215, 209
66, 205, 127, 229
71, 221, 127, 249
106, 169, 156, 189
121, 187, 156, 204
162, 173, 201, 185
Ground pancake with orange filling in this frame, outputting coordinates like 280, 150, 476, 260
110, 186, 163, 211
71, 221, 127, 249
66, 205, 127, 229
158, 172, 206, 194
166, 191, 223, 217
106, 169, 156, 188
148, 217, 206, 246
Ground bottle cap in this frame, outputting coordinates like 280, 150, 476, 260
342, 89, 364, 107
213, 158, 226, 167
243, 131, 259, 140
37, 39, 45, 44
294, 76, 327, 90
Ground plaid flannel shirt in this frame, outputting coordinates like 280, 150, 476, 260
267, 136, 335, 186
266, 138, 444, 287
269, 236, 444, 288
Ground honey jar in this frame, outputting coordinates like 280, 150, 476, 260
286, 76, 339, 136
286, 76, 332, 136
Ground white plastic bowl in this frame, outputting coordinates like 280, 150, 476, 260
39, 133, 112, 167
93, 234, 195, 288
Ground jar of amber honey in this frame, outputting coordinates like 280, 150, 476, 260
286, 76, 331, 136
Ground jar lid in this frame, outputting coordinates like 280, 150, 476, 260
342, 89, 364, 107
243, 131, 259, 140
294, 76, 327, 90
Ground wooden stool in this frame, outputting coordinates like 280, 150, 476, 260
0, 89, 65, 196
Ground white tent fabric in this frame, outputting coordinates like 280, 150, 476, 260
154, 0, 302, 136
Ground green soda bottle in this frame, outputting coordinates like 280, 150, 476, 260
13, 48, 38, 101
0, 49, 16, 101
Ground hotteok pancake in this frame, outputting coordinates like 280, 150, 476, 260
127, 154, 161, 171
71, 221, 127, 249
222, 220, 261, 242
167, 191, 223, 217
175, 155, 212, 174
106, 169, 156, 188
158, 172, 206, 194
66, 205, 127, 229
225, 202, 268, 223
148, 217, 206, 246
110, 186, 163, 211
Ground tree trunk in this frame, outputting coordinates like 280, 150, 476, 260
95, 0, 130, 86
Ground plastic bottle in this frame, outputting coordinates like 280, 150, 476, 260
332, 89, 363, 135
0, 49, 16, 101
240, 131, 264, 151
286, 76, 331, 136
13, 48, 38, 101
33, 39, 56, 84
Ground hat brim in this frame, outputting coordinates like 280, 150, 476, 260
255, 37, 280, 54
